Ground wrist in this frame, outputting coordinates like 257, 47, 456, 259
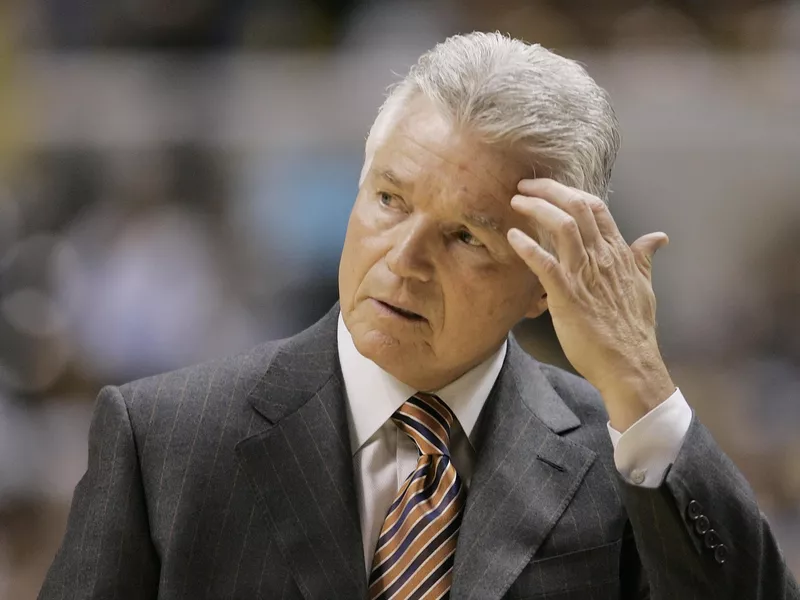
599, 362, 675, 432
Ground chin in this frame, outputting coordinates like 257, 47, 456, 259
354, 324, 424, 369
352, 326, 404, 360
359, 341, 432, 391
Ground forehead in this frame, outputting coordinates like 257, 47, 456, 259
369, 97, 530, 202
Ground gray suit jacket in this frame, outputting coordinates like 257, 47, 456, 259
40, 305, 799, 599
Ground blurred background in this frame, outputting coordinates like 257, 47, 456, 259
0, 0, 799, 596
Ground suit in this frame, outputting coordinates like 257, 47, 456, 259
40, 305, 800, 599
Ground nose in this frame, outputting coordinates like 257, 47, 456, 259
385, 217, 435, 283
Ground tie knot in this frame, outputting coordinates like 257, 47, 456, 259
392, 393, 456, 456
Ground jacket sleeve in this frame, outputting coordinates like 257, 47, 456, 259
619, 415, 800, 599
38, 385, 159, 599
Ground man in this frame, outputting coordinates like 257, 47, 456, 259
40, 32, 799, 599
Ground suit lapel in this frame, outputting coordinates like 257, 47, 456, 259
234, 306, 368, 600
451, 338, 597, 600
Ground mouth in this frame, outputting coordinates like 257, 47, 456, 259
373, 299, 427, 322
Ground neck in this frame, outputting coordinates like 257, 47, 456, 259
386, 345, 506, 392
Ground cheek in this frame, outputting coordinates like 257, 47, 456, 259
339, 199, 388, 302
443, 261, 533, 324
347, 194, 392, 247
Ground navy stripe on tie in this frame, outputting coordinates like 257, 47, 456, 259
407, 395, 452, 436
386, 461, 431, 516
375, 456, 450, 551
371, 465, 462, 577
373, 508, 462, 600
393, 413, 449, 455
408, 548, 457, 600
369, 394, 465, 600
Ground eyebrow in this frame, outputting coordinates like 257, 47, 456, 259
375, 168, 503, 233
463, 211, 502, 233
375, 168, 407, 189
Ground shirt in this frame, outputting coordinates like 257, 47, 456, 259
336, 313, 692, 573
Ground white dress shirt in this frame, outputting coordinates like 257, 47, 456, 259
336, 313, 692, 573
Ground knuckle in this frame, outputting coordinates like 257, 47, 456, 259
596, 250, 616, 270
557, 218, 579, 237
519, 243, 537, 260
587, 198, 607, 214
566, 191, 587, 212
542, 255, 560, 275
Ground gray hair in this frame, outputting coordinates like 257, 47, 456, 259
360, 31, 621, 202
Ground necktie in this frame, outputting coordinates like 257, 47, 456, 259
368, 392, 467, 600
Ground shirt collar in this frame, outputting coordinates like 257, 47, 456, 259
337, 312, 507, 455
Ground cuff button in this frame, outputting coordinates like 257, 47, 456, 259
630, 468, 646, 485
694, 515, 711, 535
687, 500, 703, 521
714, 544, 728, 565
704, 529, 721, 549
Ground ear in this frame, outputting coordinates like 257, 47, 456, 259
524, 281, 548, 319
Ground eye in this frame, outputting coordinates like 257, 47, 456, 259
377, 191, 398, 208
457, 229, 485, 248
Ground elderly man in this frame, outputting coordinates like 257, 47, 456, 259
40, 33, 798, 600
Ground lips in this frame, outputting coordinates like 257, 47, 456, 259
375, 299, 426, 321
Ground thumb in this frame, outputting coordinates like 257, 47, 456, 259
630, 232, 669, 279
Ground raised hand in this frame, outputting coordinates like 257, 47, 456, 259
507, 178, 675, 431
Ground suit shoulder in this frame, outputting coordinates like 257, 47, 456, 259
117, 339, 286, 427
537, 362, 609, 426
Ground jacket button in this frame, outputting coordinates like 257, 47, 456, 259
714, 544, 728, 565
686, 500, 703, 521
704, 529, 721, 549
694, 515, 711, 535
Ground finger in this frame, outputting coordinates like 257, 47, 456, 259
518, 179, 604, 248
630, 232, 669, 280
589, 199, 623, 244
510, 194, 588, 271
507, 227, 567, 292
519, 178, 622, 245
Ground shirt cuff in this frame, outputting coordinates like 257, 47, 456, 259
607, 387, 692, 488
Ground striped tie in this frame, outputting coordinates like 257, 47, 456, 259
368, 392, 466, 600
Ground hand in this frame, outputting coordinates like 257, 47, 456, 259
507, 179, 675, 431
